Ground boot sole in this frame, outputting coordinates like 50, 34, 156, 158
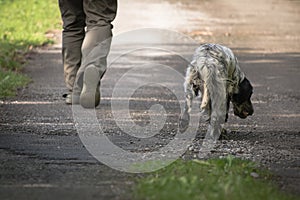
80, 66, 100, 108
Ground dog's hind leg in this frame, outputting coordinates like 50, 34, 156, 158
202, 65, 227, 140
179, 80, 194, 132
179, 66, 197, 132
206, 95, 226, 140
200, 82, 209, 110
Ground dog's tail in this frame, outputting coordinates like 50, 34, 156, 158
200, 63, 227, 118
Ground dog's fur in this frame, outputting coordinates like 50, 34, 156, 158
180, 44, 254, 140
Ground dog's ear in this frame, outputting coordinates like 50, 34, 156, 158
232, 77, 253, 104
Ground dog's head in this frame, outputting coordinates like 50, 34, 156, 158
231, 77, 254, 119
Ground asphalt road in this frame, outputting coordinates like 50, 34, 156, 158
0, 0, 299, 199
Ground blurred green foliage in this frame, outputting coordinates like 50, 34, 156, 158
0, 0, 61, 97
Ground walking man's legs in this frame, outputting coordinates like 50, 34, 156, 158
59, 0, 117, 106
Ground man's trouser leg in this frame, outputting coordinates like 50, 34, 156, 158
58, 0, 85, 92
72, 25, 113, 95
73, 0, 117, 97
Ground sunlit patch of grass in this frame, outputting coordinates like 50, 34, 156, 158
133, 156, 297, 200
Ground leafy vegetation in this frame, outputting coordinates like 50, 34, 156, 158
0, 0, 61, 98
133, 157, 297, 200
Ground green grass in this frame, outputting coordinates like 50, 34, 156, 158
0, 0, 61, 98
0, 69, 30, 98
133, 156, 297, 200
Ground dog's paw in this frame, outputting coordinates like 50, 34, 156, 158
179, 112, 190, 133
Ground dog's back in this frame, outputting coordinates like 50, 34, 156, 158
186, 44, 243, 114
191, 44, 244, 89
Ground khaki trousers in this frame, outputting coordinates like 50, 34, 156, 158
58, 0, 117, 94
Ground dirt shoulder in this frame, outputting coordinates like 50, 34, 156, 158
185, 0, 300, 53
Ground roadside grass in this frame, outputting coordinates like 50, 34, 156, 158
133, 156, 297, 200
0, 70, 30, 97
0, 0, 61, 98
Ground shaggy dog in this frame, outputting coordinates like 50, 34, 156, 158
180, 44, 254, 140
